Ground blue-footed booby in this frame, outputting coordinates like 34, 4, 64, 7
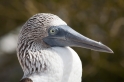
17, 13, 113, 82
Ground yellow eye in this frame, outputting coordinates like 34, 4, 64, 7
49, 28, 58, 35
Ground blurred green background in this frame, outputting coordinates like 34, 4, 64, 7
0, 0, 124, 82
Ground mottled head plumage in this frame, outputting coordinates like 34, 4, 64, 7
19, 13, 67, 45
19, 13, 67, 47
27, 13, 67, 28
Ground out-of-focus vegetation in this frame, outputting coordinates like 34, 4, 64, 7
0, 0, 124, 82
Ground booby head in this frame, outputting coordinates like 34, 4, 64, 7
17, 13, 113, 82
19, 13, 113, 53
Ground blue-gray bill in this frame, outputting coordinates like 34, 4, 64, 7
43, 25, 113, 53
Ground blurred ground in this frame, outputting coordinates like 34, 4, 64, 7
0, 0, 124, 82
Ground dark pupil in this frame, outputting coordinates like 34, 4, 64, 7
52, 29, 55, 32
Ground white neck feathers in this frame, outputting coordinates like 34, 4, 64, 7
17, 42, 82, 82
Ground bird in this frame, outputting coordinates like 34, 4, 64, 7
17, 13, 113, 82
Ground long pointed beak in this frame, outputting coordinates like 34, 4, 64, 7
43, 25, 113, 53
65, 27, 113, 53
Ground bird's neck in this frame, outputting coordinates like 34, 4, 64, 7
17, 41, 82, 82
17, 41, 64, 81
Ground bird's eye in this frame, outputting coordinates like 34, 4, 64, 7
49, 28, 58, 35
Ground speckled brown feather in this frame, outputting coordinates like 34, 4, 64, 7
20, 78, 33, 82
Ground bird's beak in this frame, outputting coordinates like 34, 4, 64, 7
43, 25, 113, 53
